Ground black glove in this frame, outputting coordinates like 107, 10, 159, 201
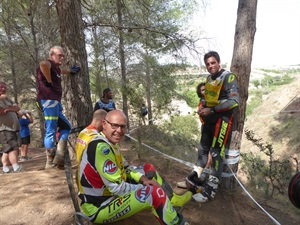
44, 80, 53, 87
70, 65, 81, 75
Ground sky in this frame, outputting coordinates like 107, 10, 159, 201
191, 0, 300, 68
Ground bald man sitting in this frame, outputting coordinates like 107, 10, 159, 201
77, 110, 191, 225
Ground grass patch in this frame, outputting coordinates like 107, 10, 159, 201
130, 115, 200, 163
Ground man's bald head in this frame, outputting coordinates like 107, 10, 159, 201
91, 109, 107, 132
106, 110, 127, 122
93, 109, 107, 120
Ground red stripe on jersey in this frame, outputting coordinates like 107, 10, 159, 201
84, 163, 104, 188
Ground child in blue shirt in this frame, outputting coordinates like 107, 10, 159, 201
18, 111, 33, 161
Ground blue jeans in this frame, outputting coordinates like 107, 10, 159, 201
38, 100, 71, 149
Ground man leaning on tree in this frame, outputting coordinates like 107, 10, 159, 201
36, 46, 80, 169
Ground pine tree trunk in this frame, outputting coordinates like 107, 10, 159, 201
55, 0, 93, 159
221, 0, 258, 189
117, 0, 130, 129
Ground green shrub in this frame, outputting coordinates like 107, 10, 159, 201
131, 115, 200, 162
246, 90, 268, 116
272, 74, 294, 85
253, 80, 260, 88
242, 130, 293, 198
184, 90, 199, 108
161, 115, 199, 140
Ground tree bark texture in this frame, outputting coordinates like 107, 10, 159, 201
221, 0, 258, 189
55, 0, 93, 157
117, 0, 129, 129
145, 53, 153, 125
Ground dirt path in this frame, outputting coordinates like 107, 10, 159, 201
0, 146, 299, 225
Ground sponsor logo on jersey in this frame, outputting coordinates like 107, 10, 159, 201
76, 138, 86, 146
103, 160, 117, 174
102, 148, 110, 155
107, 194, 131, 213
217, 120, 228, 148
156, 187, 166, 198
104, 206, 131, 223
135, 186, 152, 203
228, 74, 235, 83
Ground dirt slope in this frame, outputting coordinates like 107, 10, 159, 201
1, 145, 299, 225
242, 77, 300, 155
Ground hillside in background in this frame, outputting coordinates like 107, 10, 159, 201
242, 75, 300, 155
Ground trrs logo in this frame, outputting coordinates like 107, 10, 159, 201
103, 160, 117, 174
108, 194, 131, 213
135, 186, 152, 203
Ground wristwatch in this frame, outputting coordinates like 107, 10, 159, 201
210, 108, 215, 114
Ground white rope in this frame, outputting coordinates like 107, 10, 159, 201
226, 165, 281, 225
125, 134, 195, 168
125, 134, 282, 225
